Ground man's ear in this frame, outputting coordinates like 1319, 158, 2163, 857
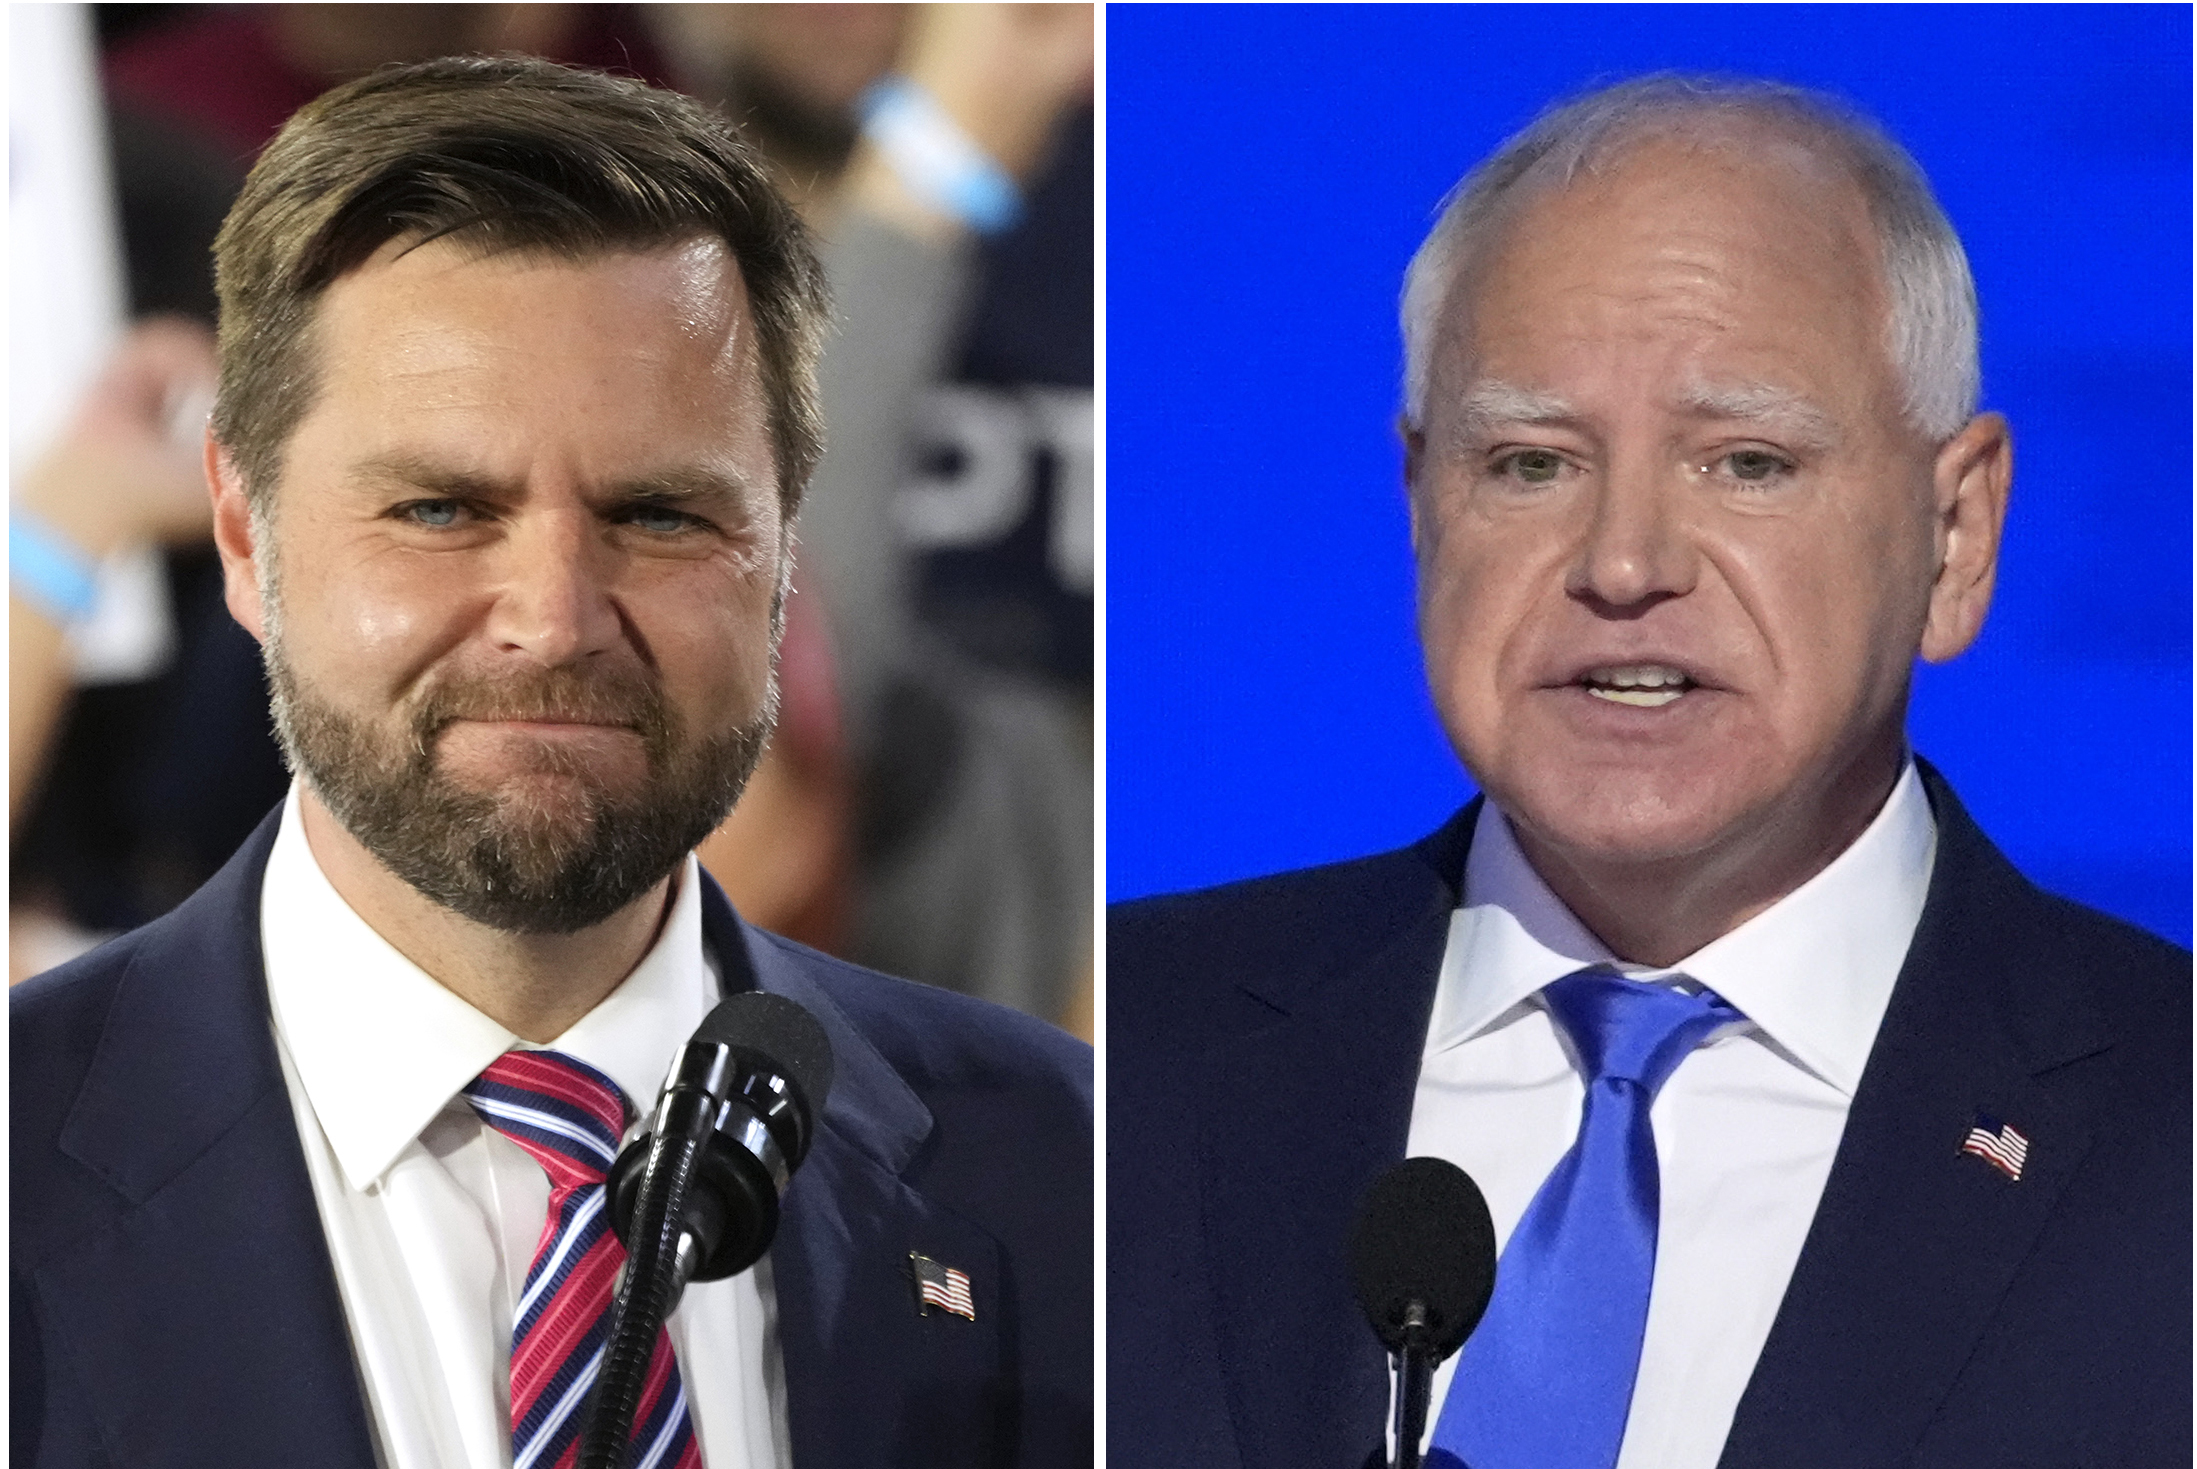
206, 429, 269, 645
1917, 412, 2012, 665
1401, 416, 1427, 555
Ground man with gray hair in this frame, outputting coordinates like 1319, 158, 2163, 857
1111, 74, 2188, 1469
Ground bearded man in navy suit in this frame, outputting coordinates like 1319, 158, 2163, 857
13, 57, 1089, 1469
1110, 76, 2187, 1469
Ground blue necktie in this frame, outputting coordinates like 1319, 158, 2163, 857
1429, 969, 1738, 1469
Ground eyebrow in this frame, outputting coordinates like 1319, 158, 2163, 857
611, 466, 763, 504
1671, 381, 1844, 451
349, 453, 505, 499
1440, 377, 1845, 455
349, 454, 763, 505
1452, 379, 1581, 435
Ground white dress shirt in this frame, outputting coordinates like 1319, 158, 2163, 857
261, 787, 791, 1469
1407, 761, 1936, 1468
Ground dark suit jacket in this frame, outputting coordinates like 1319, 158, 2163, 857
1108, 764, 2189, 1469
13, 808, 1092, 1468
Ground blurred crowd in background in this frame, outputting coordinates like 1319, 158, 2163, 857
9, 3, 1094, 1037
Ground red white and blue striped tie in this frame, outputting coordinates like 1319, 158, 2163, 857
464, 1050, 702, 1469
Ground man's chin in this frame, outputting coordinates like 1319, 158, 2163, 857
379, 802, 671, 936
448, 768, 629, 831
435, 722, 653, 790
1489, 769, 1775, 878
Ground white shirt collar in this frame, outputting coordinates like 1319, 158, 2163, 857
263, 784, 718, 1192
1428, 761, 1937, 1096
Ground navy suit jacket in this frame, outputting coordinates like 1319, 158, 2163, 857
13, 808, 1092, 1468
1109, 765, 2189, 1469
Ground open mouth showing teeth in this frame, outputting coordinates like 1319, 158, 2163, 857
1580, 665, 1694, 707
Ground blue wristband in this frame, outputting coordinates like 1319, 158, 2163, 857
860, 78, 1024, 236
11, 509, 100, 623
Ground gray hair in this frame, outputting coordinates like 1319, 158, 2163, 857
1399, 74, 1980, 442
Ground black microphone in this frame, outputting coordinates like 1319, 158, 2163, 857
578, 991, 834, 1469
606, 991, 834, 1286
1350, 1157, 1497, 1469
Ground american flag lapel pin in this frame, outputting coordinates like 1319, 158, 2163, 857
908, 1253, 976, 1321
1958, 1112, 2029, 1182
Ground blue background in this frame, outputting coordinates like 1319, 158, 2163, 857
1106, 3, 2192, 945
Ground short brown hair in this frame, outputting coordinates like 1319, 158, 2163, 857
211, 54, 830, 516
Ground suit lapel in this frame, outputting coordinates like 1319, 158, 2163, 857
1196, 810, 1474, 1469
1719, 772, 2112, 1469
701, 884, 1009, 1469
42, 810, 379, 1467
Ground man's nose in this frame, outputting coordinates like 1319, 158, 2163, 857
1565, 457, 1698, 612
483, 507, 623, 663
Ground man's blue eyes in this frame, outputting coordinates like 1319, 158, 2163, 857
396, 502, 702, 531
621, 505, 697, 533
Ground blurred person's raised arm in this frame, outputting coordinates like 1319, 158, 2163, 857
10, 318, 217, 832
805, 2, 1093, 736
842, 2, 1095, 245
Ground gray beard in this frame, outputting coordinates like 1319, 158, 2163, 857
262, 633, 775, 936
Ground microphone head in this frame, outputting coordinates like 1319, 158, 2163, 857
611, 991, 835, 1282
696, 990, 835, 1118
1349, 1156, 1497, 1361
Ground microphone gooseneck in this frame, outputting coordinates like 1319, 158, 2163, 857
576, 991, 834, 1469
1350, 1157, 1498, 1469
